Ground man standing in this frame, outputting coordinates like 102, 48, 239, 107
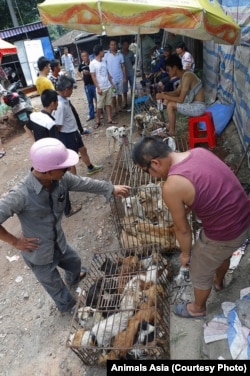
24, 89, 59, 141
24, 88, 82, 218
35, 56, 54, 95
121, 39, 135, 110
48, 59, 62, 90
104, 39, 126, 115
156, 54, 205, 136
90, 45, 117, 128
54, 75, 103, 175
78, 50, 97, 122
0, 137, 130, 313
48, 60, 89, 136
132, 136, 250, 319
61, 47, 77, 88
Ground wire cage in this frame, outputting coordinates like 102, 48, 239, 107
133, 94, 166, 136
109, 139, 197, 253
66, 244, 171, 366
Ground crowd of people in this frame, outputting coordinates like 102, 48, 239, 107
1, 34, 249, 328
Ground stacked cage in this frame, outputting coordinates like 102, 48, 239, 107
133, 94, 167, 136
109, 139, 194, 253
66, 245, 171, 365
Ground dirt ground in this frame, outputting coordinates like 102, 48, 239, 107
0, 80, 250, 375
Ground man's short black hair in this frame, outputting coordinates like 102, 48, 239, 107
41, 89, 58, 107
132, 136, 172, 168
93, 44, 104, 56
176, 41, 186, 50
50, 59, 60, 72
37, 56, 50, 71
165, 54, 183, 70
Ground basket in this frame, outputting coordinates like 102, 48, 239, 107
66, 245, 171, 366
109, 139, 196, 253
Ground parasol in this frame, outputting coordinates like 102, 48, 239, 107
38, 0, 241, 45
0, 39, 17, 61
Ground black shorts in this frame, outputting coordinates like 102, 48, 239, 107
58, 131, 84, 153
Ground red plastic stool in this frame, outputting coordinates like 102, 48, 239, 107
189, 111, 216, 149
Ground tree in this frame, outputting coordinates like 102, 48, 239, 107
0, 0, 44, 30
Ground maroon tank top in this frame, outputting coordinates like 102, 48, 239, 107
168, 148, 250, 240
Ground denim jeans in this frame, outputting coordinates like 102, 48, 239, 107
84, 84, 96, 118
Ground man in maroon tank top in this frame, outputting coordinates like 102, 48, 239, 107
132, 136, 250, 319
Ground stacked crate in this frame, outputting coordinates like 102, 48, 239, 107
66, 245, 170, 365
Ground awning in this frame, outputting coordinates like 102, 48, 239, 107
0, 21, 46, 39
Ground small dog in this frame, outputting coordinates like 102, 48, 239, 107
122, 196, 146, 219
106, 125, 128, 155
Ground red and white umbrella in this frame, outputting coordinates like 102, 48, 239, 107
0, 39, 17, 62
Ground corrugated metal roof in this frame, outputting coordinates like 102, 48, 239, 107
52, 30, 96, 47
0, 21, 46, 39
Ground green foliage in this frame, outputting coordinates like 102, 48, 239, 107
0, 0, 44, 30
47, 25, 73, 42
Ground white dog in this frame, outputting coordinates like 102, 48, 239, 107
122, 196, 146, 219
106, 125, 128, 155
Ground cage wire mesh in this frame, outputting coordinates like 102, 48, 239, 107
133, 94, 166, 136
66, 245, 171, 366
109, 140, 198, 253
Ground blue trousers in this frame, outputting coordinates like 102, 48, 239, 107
84, 84, 96, 118
23, 244, 81, 312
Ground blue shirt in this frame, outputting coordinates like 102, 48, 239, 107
104, 51, 124, 82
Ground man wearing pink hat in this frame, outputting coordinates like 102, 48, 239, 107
0, 138, 130, 313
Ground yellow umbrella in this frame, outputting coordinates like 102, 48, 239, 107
38, 0, 240, 45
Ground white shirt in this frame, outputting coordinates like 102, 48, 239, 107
61, 54, 74, 71
89, 59, 111, 90
53, 96, 77, 133
181, 51, 195, 71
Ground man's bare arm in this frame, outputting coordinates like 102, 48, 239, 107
0, 225, 39, 252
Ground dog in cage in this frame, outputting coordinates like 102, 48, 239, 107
156, 198, 174, 226
98, 284, 163, 362
134, 107, 162, 136
88, 287, 142, 348
136, 183, 162, 224
122, 195, 146, 219
85, 277, 120, 315
106, 125, 129, 155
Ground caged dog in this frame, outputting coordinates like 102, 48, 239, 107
106, 125, 129, 155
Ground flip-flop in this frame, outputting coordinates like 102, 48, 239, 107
93, 122, 102, 129
173, 302, 206, 319
107, 120, 118, 124
0, 151, 6, 158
